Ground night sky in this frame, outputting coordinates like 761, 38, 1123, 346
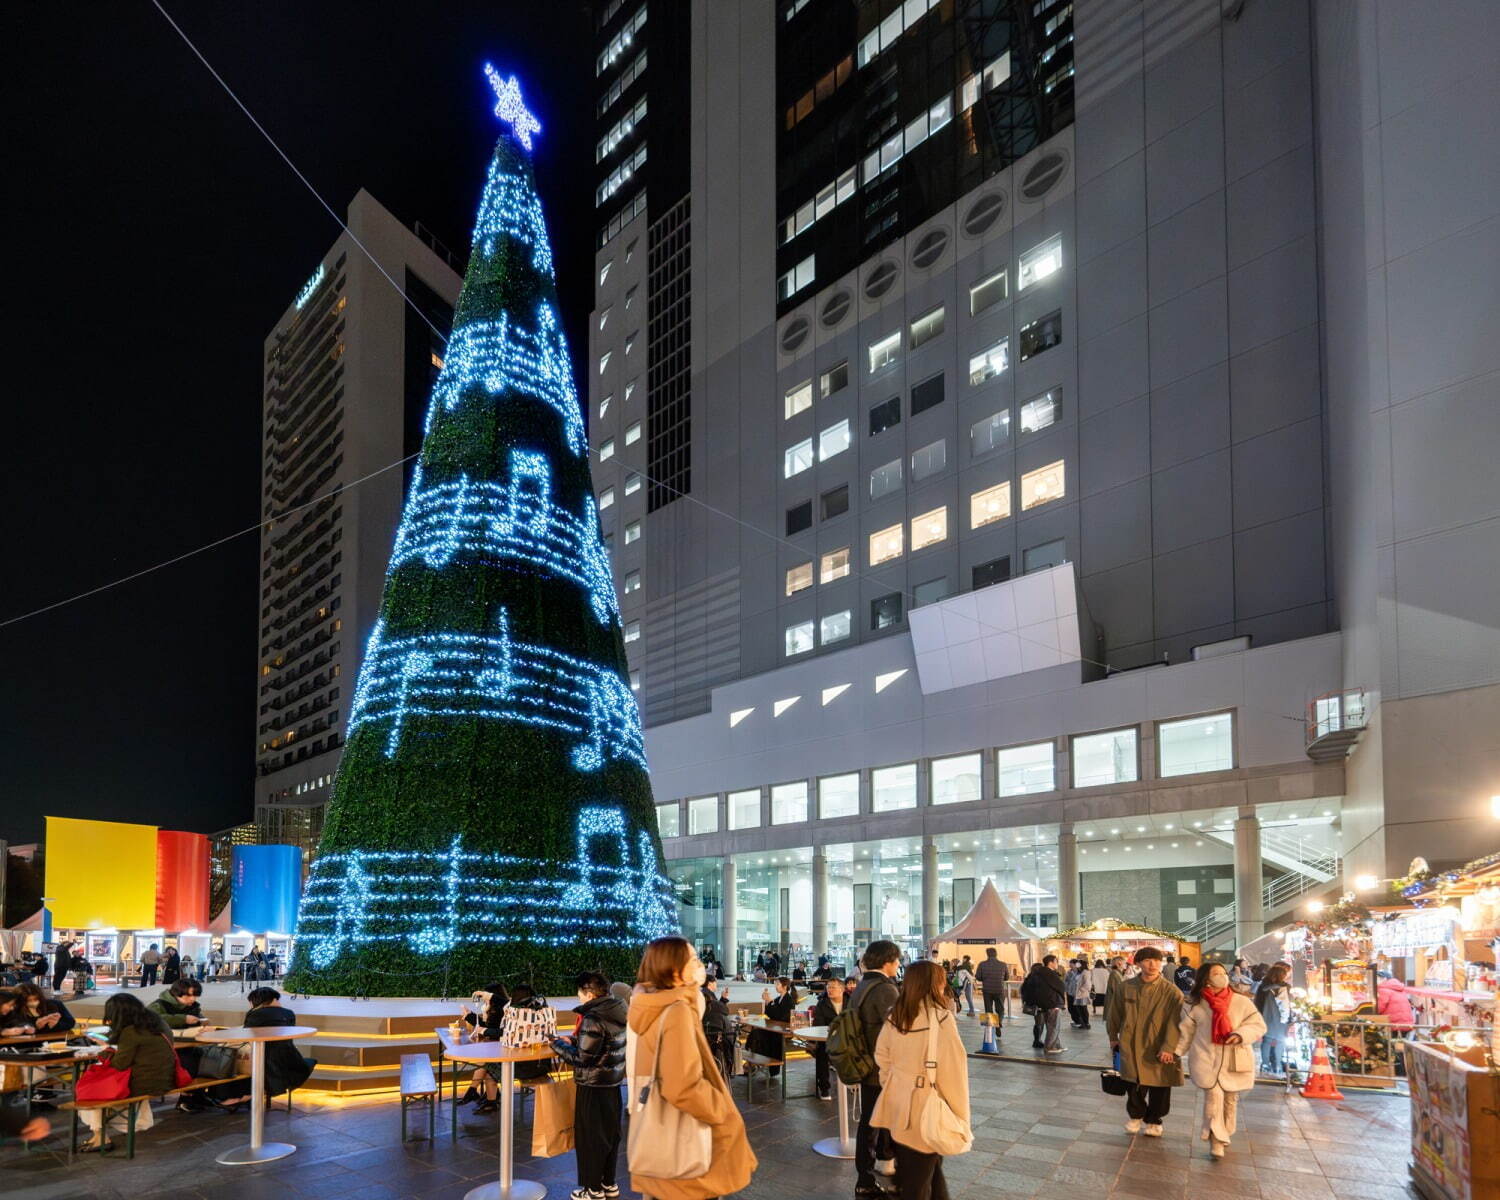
1, 2, 596, 846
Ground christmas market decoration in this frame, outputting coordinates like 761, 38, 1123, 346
284, 71, 676, 998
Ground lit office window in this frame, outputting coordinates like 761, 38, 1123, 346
624, 620, 641, 643
1019, 390, 1060, 435
870, 458, 903, 500
1072, 728, 1139, 787
624, 520, 641, 544
1018, 234, 1063, 290
623, 569, 641, 593
911, 439, 946, 482
728, 788, 761, 830
599, 351, 612, 375
786, 562, 813, 595
630, 670, 640, 691
819, 773, 860, 820
599, 260, 612, 286
819, 418, 851, 461
777, 254, 816, 301
970, 482, 1012, 529
599, 393, 612, 419
909, 305, 946, 348
969, 268, 1008, 315
1159, 713, 1234, 777
821, 547, 850, 583
868, 331, 901, 373
625, 421, 642, 445
872, 763, 917, 811
1021, 460, 1065, 510
599, 486, 616, 511
785, 620, 814, 656
599, 438, 615, 462
970, 409, 1011, 457
969, 338, 1010, 385
784, 437, 814, 478
820, 360, 849, 398
687, 795, 719, 835
998, 742, 1054, 796
869, 523, 903, 565
820, 610, 852, 644
932, 752, 982, 805
911, 506, 948, 551
785, 379, 813, 419
625, 378, 638, 402
655, 802, 681, 838
771, 781, 810, 825
624, 472, 642, 495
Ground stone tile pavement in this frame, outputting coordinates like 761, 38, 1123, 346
2, 1040, 1418, 1200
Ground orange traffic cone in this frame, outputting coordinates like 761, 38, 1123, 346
1300, 1037, 1345, 1100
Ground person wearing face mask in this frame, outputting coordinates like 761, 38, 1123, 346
1106, 947, 1185, 1138
1174, 961, 1265, 1159
627, 937, 755, 1200
553, 973, 628, 1200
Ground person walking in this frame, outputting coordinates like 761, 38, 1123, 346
870, 961, 971, 1200
1174, 961, 1264, 1159
1254, 962, 1292, 1076
207, 943, 224, 982
1090, 959, 1111, 1015
552, 972, 627, 1200
851, 939, 902, 1196
1173, 956, 1197, 995
957, 956, 976, 1017
975, 949, 1008, 1033
626, 936, 755, 1200
1106, 947, 1184, 1137
811, 977, 847, 1100
1065, 960, 1092, 1030
1020, 955, 1067, 1052
138, 944, 162, 989
78, 994, 176, 1153
162, 946, 182, 986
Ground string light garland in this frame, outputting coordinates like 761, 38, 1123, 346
472, 154, 553, 274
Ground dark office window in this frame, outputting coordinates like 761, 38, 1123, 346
1024, 538, 1067, 574
913, 576, 949, 608
972, 555, 1011, 589
910, 373, 945, 416
1019, 309, 1063, 362
869, 396, 901, 436
786, 500, 813, 535
821, 484, 849, 520
871, 592, 904, 630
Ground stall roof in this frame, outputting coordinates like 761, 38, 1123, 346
935, 879, 1042, 945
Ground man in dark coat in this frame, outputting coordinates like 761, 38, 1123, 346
218, 987, 313, 1106
851, 939, 900, 1197
1020, 955, 1068, 1052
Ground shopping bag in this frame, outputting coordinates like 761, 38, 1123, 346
530, 1077, 576, 1157
76, 1061, 133, 1102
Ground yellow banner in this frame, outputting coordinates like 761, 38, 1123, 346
45, 816, 159, 929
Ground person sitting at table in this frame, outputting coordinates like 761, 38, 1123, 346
749, 976, 799, 1079
79, 993, 176, 1154
701, 979, 734, 1081
8, 983, 77, 1037
214, 988, 313, 1110
148, 980, 205, 1031
457, 985, 508, 1111
811, 977, 847, 1100
0, 987, 28, 1035
792, 963, 808, 982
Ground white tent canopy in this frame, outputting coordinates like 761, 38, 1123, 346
933, 879, 1042, 971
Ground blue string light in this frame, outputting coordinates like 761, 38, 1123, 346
295, 807, 676, 966
472, 155, 554, 275
427, 303, 585, 457
389, 451, 617, 626
345, 607, 646, 771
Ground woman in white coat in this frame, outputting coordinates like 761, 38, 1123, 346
1173, 961, 1266, 1159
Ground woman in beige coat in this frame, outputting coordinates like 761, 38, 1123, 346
871, 961, 971, 1200
1173, 961, 1266, 1159
627, 937, 756, 1200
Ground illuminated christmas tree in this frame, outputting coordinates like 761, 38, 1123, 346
286, 70, 676, 998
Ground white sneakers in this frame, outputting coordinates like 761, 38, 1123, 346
1143, 1124, 1164, 1137
875, 1158, 896, 1176
1124, 1118, 1143, 1134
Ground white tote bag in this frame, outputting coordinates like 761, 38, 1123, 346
918, 1012, 973, 1156
627, 1002, 713, 1180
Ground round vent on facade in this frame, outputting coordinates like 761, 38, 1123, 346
1020, 151, 1069, 201
780, 316, 811, 354
961, 191, 1006, 237
910, 227, 950, 269
820, 290, 852, 328
863, 260, 899, 300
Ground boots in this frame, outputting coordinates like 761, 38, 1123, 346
457, 1086, 480, 1107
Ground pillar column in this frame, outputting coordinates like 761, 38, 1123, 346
812, 848, 828, 959
1233, 806, 1264, 954
1058, 823, 1080, 928
921, 836, 939, 954
721, 858, 738, 978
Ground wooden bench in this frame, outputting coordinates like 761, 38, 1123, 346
400, 1054, 437, 1142
61, 1074, 252, 1159
739, 1051, 784, 1103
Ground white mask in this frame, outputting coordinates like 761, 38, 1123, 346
685, 959, 707, 988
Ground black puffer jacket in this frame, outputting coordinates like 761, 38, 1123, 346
1020, 963, 1067, 1010
553, 995, 626, 1088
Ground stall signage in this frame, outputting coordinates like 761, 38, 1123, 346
1374, 908, 1459, 956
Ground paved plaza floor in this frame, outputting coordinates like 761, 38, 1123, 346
3, 1013, 1417, 1200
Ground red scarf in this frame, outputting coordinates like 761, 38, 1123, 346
1202, 986, 1235, 1043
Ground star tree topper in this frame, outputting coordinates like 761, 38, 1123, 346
484, 64, 541, 151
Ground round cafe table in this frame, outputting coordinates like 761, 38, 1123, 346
199, 1025, 317, 1165
792, 1027, 855, 1159
442, 1040, 556, 1200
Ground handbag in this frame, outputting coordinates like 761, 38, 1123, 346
530, 1077, 577, 1157
195, 1043, 239, 1080
917, 1012, 972, 1156
1100, 1048, 1129, 1096
76, 1059, 133, 1102
627, 1002, 713, 1180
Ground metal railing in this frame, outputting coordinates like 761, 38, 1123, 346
1258, 828, 1340, 880
1175, 854, 1341, 946
1306, 688, 1369, 744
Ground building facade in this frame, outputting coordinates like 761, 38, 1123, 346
253, 192, 462, 855
589, 0, 1500, 973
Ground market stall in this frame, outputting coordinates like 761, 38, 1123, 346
1404, 1039, 1500, 1200
1046, 918, 1201, 965
1391, 853, 1500, 1043
931, 879, 1041, 974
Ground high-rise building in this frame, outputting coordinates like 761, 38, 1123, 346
589, 0, 1500, 971
254, 192, 461, 855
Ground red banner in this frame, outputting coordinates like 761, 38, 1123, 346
155, 830, 210, 931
